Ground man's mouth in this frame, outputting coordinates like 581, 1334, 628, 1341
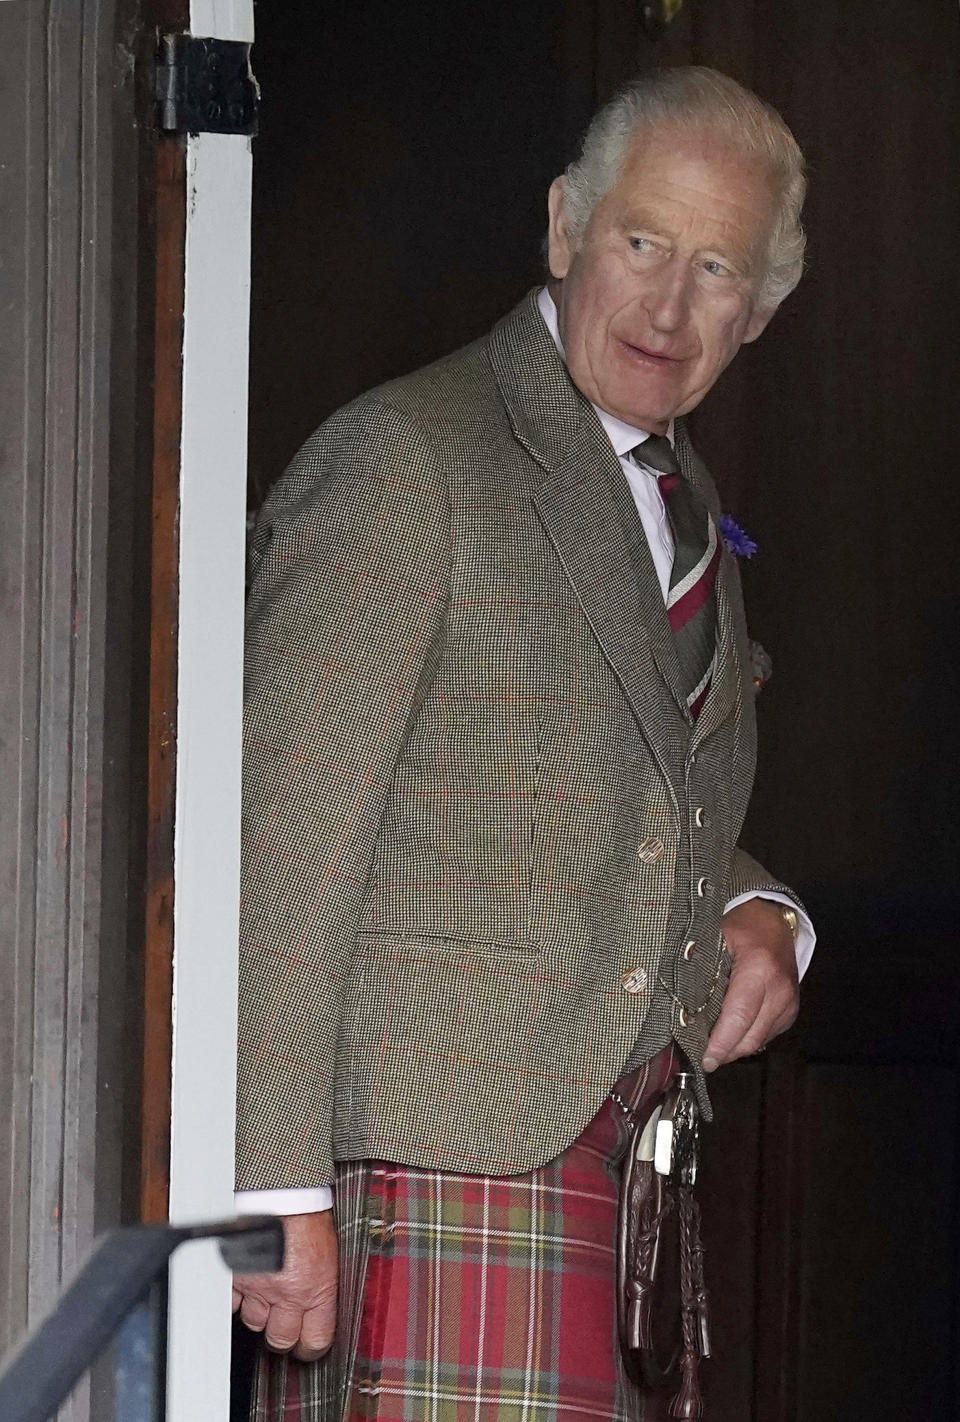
621, 339, 684, 364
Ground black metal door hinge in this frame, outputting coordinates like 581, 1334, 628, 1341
156, 34, 258, 136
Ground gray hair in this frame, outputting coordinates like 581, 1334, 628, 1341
559, 67, 807, 311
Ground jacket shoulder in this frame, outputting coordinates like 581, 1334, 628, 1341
269, 330, 510, 513
365, 330, 504, 444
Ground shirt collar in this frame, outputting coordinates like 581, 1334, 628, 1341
536, 286, 674, 459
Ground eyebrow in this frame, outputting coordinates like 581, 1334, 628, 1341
621, 212, 755, 273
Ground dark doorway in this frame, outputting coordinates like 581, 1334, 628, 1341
244, 3, 960, 1417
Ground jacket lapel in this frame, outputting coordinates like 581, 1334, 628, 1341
533, 424, 691, 769
674, 425, 739, 738
602, 449, 696, 723
488, 293, 690, 782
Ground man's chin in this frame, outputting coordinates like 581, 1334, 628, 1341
600, 375, 686, 432
604, 394, 676, 433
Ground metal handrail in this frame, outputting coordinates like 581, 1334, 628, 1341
0, 1215, 283, 1422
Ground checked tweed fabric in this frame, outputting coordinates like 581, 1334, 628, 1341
250, 1050, 678, 1422
236, 287, 801, 1195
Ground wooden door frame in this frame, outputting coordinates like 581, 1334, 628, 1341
140, 2, 254, 1417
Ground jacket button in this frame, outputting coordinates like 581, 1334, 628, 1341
683, 940, 696, 961
696, 877, 711, 898
636, 836, 664, 863
695, 807, 707, 828
621, 966, 648, 995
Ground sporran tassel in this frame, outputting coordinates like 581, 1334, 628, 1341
668, 1186, 706, 1418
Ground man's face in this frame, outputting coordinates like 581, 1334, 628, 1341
547, 124, 779, 432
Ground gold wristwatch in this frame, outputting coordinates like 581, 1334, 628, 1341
778, 905, 800, 942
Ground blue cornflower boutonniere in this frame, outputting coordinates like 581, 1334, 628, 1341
718, 514, 758, 559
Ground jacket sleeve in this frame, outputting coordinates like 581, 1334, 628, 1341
235, 397, 450, 1191
726, 845, 804, 908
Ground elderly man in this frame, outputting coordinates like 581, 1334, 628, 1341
233, 66, 814, 1422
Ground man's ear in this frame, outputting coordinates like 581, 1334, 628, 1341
547, 178, 574, 280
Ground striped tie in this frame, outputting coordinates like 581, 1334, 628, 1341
632, 435, 720, 718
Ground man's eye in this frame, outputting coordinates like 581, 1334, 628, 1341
629, 237, 656, 253
703, 259, 731, 277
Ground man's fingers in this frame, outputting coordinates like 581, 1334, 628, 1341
235, 1288, 331, 1357
704, 977, 799, 1070
264, 1303, 306, 1354
234, 1212, 339, 1355
727, 1012, 774, 1061
702, 973, 765, 1071
232, 1286, 242, 1313
239, 1290, 270, 1334
739, 983, 800, 1056
293, 1302, 337, 1362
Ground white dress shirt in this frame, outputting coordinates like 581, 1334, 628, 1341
236, 290, 815, 1220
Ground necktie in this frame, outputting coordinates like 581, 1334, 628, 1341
631, 435, 720, 718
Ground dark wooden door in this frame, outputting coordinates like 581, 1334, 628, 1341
674, 3, 960, 1417
0, 1, 170, 1416
245, 2, 960, 1417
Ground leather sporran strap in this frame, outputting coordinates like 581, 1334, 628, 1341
616, 1077, 712, 1418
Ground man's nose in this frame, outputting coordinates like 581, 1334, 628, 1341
643, 258, 692, 333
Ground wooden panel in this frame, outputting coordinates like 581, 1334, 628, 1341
0, 0, 42, 1358
246, 0, 605, 507
139, 132, 186, 1227
699, 1060, 765, 1416
703, 1047, 960, 1422
688, 0, 960, 910
796, 1064, 957, 1420
754, 1052, 806, 1422
125, 0, 189, 1239
0, 2, 148, 1417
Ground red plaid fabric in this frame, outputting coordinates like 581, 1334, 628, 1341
250, 1047, 678, 1422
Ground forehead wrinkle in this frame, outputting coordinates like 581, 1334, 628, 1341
626, 177, 766, 223
610, 138, 777, 263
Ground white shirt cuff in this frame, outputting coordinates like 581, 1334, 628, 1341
235, 1186, 334, 1216
723, 890, 816, 980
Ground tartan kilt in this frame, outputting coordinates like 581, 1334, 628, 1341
250, 1046, 678, 1422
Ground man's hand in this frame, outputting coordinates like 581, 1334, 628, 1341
702, 899, 800, 1072
232, 1211, 338, 1362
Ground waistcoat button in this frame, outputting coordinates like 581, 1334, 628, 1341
621, 966, 648, 995
683, 940, 696, 961
636, 836, 664, 863
696, 877, 711, 897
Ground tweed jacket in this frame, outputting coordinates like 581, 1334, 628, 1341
235, 289, 798, 1192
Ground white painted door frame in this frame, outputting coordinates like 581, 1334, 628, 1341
166, 2, 254, 1418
